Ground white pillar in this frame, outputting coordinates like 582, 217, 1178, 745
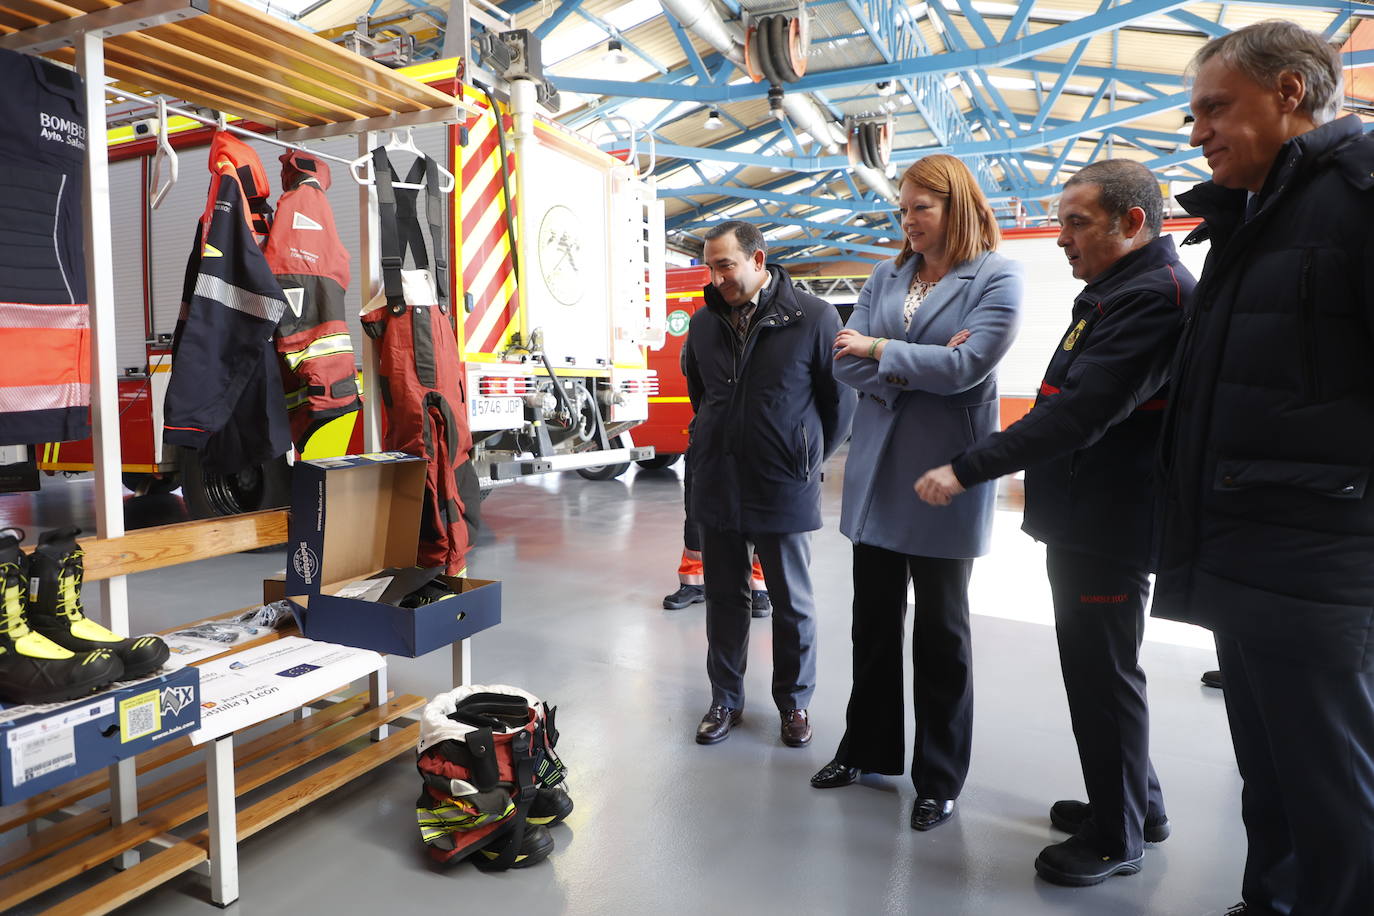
76, 32, 129, 636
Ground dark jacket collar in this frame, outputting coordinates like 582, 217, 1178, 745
1080, 235, 1179, 301
703, 263, 795, 317
1178, 115, 1368, 239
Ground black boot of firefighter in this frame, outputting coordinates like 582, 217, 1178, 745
0, 529, 123, 705
26, 527, 170, 679
472, 822, 555, 871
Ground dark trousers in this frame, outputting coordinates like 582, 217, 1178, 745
683, 447, 698, 551
1046, 546, 1165, 860
1216, 634, 1374, 916
700, 526, 815, 711
835, 543, 974, 800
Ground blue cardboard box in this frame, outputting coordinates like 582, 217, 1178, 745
0, 664, 200, 804
284, 452, 501, 657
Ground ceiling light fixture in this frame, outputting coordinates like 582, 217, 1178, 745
876, 80, 896, 96
703, 108, 723, 131
603, 38, 629, 66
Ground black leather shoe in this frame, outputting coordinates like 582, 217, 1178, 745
695, 704, 741, 744
750, 590, 771, 618
1034, 833, 1142, 886
1201, 669, 1223, 689
664, 584, 705, 610
1049, 799, 1171, 843
910, 798, 956, 831
780, 708, 811, 747
810, 760, 859, 788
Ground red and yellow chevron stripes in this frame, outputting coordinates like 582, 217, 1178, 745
459, 96, 519, 358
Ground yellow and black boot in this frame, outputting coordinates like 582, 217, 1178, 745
0, 529, 123, 705
26, 527, 170, 680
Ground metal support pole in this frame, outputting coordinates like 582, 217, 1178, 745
359, 131, 383, 453
453, 638, 471, 688
206, 736, 238, 906
369, 666, 389, 741
77, 32, 130, 638
109, 758, 140, 869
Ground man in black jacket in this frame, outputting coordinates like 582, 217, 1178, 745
1155, 21, 1374, 916
916, 160, 1193, 886
683, 221, 855, 748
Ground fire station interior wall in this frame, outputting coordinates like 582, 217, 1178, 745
995, 228, 1210, 397
110, 156, 149, 374
136, 124, 450, 379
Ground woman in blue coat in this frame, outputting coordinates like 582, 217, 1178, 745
810, 154, 1023, 831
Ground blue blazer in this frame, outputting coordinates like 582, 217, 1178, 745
835, 250, 1024, 558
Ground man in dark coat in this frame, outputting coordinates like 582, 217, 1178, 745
1155, 21, 1374, 916
916, 159, 1192, 886
682, 220, 855, 748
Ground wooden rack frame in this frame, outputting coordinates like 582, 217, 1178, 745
0, 2, 484, 907
0, 513, 426, 911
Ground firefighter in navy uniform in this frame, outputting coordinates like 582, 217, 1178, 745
916, 160, 1193, 887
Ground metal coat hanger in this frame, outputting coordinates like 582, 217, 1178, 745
148, 98, 178, 209
349, 127, 456, 194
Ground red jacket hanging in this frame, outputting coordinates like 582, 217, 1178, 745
265, 151, 360, 450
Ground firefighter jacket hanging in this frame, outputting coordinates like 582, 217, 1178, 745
360, 149, 477, 574
415, 685, 569, 870
163, 131, 291, 474
0, 48, 90, 445
264, 151, 360, 454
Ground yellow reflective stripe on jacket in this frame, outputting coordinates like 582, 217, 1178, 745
282, 333, 354, 370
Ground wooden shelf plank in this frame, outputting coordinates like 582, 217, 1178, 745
0, 696, 421, 910
39, 840, 206, 916
234, 721, 420, 841
77, 510, 287, 582
38, 721, 420, 916
0, 693, 372, 875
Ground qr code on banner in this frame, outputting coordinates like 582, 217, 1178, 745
119, 691, 161, 743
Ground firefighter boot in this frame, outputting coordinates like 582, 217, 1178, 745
0, 530, 123, 706
472, 822, 554, 871
26, 527, 170, 680
526, 784, 574, 827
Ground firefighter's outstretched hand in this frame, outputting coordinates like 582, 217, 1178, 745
916, 465, 965, 506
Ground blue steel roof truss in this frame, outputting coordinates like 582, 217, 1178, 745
480, 0, 1372, 262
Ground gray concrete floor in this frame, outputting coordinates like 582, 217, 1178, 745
0, 449, 1244, 915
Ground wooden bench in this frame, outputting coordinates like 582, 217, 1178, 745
0, 510, 427, 911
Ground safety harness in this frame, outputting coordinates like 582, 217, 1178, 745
415, 685, 565, 869
360, 149, 478, 573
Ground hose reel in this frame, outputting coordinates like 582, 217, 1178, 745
743, 13, 808, 86
847, 117, 893, 171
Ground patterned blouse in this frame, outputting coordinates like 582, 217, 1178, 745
903, 274, 936, 331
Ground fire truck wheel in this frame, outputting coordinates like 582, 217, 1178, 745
178, 447, 293, 519
576, 435, 632, 481
122, 473, 179, 498
635, 453, 680, 471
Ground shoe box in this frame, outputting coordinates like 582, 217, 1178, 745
0, 664, 200, 804
271, 452, 500, 657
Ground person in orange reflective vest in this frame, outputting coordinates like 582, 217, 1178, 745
665, 443, 770, 617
